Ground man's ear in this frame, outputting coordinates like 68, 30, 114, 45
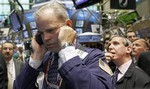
65, 19, 72, 27
145, 47, 149, 51
126, 46, 132, 54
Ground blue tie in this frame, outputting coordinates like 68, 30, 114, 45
112, 68, 119, 89
47, 53, 59, 89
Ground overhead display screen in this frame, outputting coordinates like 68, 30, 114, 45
117, 11, 139, 24
9, 10, 22, 32
77, 35, 101, 42
72, 0, 101, 9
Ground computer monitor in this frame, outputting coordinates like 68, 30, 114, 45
22, 30, 29, 38
9, 10, 22, 32
117, 11, 140, 24
24, 9, 37, 29
31, 29, 38, 37
0, 27, 9, 36
72, 0, 102, 9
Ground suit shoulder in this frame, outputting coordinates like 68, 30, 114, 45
14, 59, 25, 65
85, 47, 104, 55
134, 66, 150, 81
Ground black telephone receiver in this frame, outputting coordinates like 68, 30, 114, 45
35, 33, 44, 45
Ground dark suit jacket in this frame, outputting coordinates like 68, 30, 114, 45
14, 45, 112, 89
13, 59, 25, 77
137, 51, 150, 76
116, 61, 150, 89
0, 53, 8, 89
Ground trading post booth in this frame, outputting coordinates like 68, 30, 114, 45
77, 32, 103, 51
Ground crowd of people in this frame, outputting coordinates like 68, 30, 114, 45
0, 0, 150, 89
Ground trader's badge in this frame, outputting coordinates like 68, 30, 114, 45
99, 58, 113, 76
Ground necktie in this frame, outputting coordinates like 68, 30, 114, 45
47, 53, 59, 89
7, 62, 13, 89
112, 68, 119, 89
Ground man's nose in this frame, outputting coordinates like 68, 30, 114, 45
6, 49, 10, 52
108, 44, 113, 52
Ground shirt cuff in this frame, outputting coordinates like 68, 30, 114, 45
58, 46, 77, 68
29, 56, 43, 69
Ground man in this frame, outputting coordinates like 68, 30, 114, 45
126, 30, 136, 42
13, 1, 112, 89
1, 42, 24, 89
103, 37, 110, 53
0, 53, 8, 89
132, 38, 149, 63
105, 35, 150, 89
17, 46, 26, 63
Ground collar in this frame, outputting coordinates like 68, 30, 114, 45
7, 58, 14, 64
118, 59, 132, 75
117, 60, 135, 82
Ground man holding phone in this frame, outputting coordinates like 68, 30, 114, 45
13, 1, 112, 89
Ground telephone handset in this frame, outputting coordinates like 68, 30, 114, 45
35, 33, 44, 45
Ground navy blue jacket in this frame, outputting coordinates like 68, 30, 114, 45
0, 53, 8, 89
13, 46, 112, 89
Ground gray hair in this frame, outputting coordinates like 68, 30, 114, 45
34, 0, 69, 22
110, 35, 132, 47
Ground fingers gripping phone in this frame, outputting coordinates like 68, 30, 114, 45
35, 34, 44, 45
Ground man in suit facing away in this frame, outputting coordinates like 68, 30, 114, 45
1, 41, 24, 89
138, 51, 150, 76
0, 52, 8, 89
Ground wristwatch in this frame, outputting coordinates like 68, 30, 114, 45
61, 43, 72, 49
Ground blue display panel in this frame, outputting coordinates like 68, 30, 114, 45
76, 20, 84, 27
22, 30, 29, 38
24, 10, 36, 29
77, 33, 101, 42
75, 28, 83, 34
72, 0, 101, 9
75, 0, 88, 5
72, 9, 102, 33
9, 10, 22, 32
31, 29, 37, 36
24, 12, 35, 22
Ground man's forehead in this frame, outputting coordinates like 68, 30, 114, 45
3, 43, 13, 47
127, 32, 135, 35
133, 39, 146, 45
111, 36, 123, 41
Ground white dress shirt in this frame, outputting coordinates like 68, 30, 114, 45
7, 58, 16, 89
117, 59, 132, 81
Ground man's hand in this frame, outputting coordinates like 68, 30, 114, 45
58, 26, 76, 49
105, 53, 114, 63
31, 37, 47, 61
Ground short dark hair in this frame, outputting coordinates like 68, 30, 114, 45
125, 30, 136, 38
2, 41, 15, 49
